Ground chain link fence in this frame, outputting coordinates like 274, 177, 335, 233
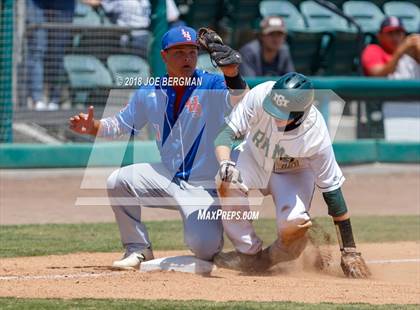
8, 0, 155, 142
0, 0, 14, 142
1, 0, 419, 143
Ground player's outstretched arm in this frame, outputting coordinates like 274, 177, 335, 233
197, 27, 249, 105
323, 188, 371, 278
68, 106, 100, 136
214, 125, 248, 194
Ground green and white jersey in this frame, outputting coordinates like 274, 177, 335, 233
226, 81, 344, 193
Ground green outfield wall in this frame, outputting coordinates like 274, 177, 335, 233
0, 140, 418, 168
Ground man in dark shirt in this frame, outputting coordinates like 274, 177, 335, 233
239, 16, 295, 77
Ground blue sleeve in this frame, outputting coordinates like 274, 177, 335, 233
99, 88, 148, 137
212, 74, 227, 90
118, 88, 148, 133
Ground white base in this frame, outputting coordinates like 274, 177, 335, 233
140, 256, 216, 274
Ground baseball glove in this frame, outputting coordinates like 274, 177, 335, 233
215, 160, 248, 194
197, 27, 242, 67
340, 248, 371, 278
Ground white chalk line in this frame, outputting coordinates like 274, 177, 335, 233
0, 258, 419, 281
0, 271, 124, 281
366, 258, 420, 264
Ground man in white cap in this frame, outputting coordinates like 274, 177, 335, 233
239, 16, 295, 77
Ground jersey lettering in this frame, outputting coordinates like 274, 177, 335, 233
252, 129, 288, 159
185, 95, 202, 118
260, 136, 270, 157
272, 143, 286, 159
252, 129, 266, 148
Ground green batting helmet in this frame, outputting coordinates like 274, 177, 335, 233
263, 72, 315, 123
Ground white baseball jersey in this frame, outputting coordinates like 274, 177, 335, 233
226, 81, 345, 192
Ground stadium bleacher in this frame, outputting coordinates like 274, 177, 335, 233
61, 0, 420, 94
61, 0, 420, 91
63, 55, 113, 105
2, 0, 418, 143
343, 1, 384, 45
383, 1, 420, 33
107, 55, 150, 84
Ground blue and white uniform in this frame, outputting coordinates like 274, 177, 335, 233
102, 69, 230, 260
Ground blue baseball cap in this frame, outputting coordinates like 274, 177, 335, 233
161, 26, 199, 50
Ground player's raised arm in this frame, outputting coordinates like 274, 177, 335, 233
197, 28, 249, 105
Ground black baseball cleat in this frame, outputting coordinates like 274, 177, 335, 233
213, 249, 272, 273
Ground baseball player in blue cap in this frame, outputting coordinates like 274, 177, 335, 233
69, 26, 248, 269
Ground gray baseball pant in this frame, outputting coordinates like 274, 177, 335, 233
107, 163, 224, 261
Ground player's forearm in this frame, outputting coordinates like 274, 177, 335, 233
323, 187, 348, 218
229, 85, 250, 106
215, 145, 232, 163
214, 125, 236, 162
224, 72, 249, 106
97, 117, 125, 138
323, 188, 356, 250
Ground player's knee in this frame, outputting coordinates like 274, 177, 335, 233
107, 169, 123, 192
185, 233, 223, 261
107, 169, 136, 210
188, 240, 222, 261
277, 212, 309, 228
277, 212, 312, 247
107, 167, 133, 195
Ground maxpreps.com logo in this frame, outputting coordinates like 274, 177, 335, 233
271, 93, 289, 108
181, 29, 191, 41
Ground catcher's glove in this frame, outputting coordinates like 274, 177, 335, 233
197, 27, 242, 67
340, 247, 371, 278
215, 160, 248, 194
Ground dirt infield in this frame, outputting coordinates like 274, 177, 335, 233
1, 164, 419, 305
1, 164, 419, 225
1, 242, 419, 304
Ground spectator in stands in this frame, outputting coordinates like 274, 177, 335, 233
85, 0, 184, 59
361, 16, 420, 79
239, 16, 294, 77
26, 0, 75, 110
362, 17, 420, 142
